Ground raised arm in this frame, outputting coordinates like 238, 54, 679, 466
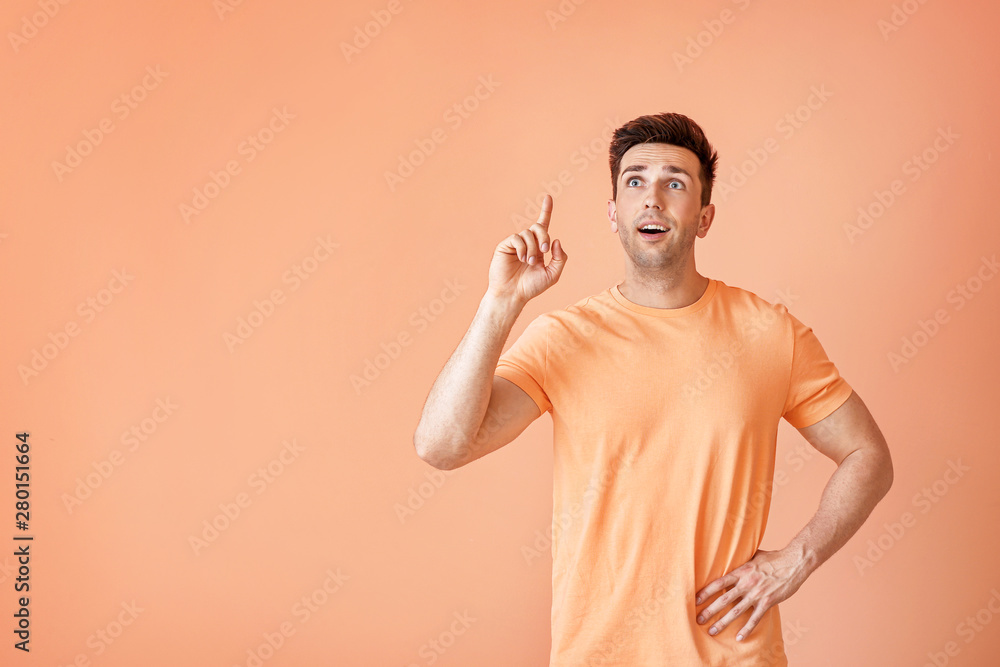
413, 195, 567, 470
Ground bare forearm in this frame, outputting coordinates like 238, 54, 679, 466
783, 448, 894, 576
413, 292, 524, 467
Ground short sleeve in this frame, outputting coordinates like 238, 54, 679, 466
495, 314, 552, 414
782, 312, 854, 428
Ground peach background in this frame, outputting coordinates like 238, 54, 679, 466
2, 0, 999, 665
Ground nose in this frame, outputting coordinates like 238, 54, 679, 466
640, 182, 664, 210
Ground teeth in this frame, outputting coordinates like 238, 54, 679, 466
640, 224, 667, 232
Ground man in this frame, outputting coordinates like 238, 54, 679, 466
413, 112, 893, 666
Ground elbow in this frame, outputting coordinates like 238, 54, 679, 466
877, 448, 894, 498
845, 445, 894, 499
421, 452, 458, 471
413, 434, 459, 471
883, 456, 894, 496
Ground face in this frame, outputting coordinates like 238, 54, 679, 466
608, 142, 714, 273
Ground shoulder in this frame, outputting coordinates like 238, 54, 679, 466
719, 279, 793, 308
533, 289, 612, 338
713, 279, 797, 334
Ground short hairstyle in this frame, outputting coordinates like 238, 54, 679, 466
608, 113, 719, 207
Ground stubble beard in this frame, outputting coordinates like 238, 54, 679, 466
623, 224, 692, 274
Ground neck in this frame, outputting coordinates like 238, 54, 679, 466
617, 268, 710, 310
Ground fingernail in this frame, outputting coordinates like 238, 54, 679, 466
709, 627, 717, 636
697, 615, 703, 623
528, 256, 535, 264
736, 634, 743, 641
541, 242, 549, 252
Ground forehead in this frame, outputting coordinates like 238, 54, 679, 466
619, 142, 701, 175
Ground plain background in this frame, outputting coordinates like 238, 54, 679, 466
2, 0, 999, 665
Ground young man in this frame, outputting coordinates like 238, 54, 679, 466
413, 112, 893, 666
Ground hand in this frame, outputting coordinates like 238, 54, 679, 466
488, 194, 567, 306
694, 547, 812, 642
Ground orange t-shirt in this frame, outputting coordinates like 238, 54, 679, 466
494, 278, 853, 667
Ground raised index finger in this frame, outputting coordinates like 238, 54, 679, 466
536, 193, 553, 229
535, 194, 553, 252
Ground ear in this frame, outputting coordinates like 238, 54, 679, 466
608, 199, 618, 233
696, 203, 715, 238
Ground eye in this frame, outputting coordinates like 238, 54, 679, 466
668, 181, 683, 189
627, 177, 641, 186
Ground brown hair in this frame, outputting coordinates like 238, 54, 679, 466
609, 113, 719, 207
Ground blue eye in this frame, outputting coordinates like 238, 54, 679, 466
626, 177, 683, 188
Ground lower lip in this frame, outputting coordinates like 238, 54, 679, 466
638, 230, 670, 241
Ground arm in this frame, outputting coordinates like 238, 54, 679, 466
694, 390, 893, 640
413, 194, 567, 470
412, 292, 529, 469
783, 389, 894, 575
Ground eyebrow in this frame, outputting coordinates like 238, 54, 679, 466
620, 164, 693, 182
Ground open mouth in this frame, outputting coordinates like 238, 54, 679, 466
638, 223, 669, 240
